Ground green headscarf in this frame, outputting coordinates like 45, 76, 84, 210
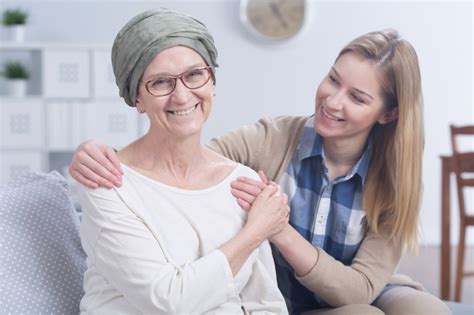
111, 8, 218, 107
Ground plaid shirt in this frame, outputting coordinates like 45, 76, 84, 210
275, 117, 371, 314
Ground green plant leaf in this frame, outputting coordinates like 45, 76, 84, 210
2, 8, 28, 25
2, 62, 29, 79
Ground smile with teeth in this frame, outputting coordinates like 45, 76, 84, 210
168, 104, 199, 116
322, 107, 344, 121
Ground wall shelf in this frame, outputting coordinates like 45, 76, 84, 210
0, 41, 142, 184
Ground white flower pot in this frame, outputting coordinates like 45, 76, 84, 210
6, 25, 26, 42
6, 79, 27, 97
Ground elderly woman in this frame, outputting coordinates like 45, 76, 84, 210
77, 9, 288, 314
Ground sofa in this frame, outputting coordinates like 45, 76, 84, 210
0, 171, 472, 314
1, 171, 86, 314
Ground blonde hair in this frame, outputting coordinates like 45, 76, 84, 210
337, 30, 424, 252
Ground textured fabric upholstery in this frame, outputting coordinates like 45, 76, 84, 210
0, 171, 86, 314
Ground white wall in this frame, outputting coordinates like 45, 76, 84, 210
1, 0, 472, 245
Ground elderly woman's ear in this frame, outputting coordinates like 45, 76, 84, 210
135, 98, 144, 114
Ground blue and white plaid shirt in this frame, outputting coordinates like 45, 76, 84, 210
275, 116, 371, 314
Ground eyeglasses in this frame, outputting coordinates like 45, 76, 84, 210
141, 66, 212, 97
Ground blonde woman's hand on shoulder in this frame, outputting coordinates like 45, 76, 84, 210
69, 140, 123, 189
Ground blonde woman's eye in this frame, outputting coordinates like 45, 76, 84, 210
352, 94, 365, 104
329, 75, 339, 85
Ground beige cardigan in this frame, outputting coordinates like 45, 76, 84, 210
208, 115, 423, 307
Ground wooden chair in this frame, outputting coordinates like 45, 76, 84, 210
450, 125, 474, 301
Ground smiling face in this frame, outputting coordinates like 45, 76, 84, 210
136, 46, 214, 139
314, 52, 396, 145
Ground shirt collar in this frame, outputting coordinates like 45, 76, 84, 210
345, 143, 371, 184
295, 116, 372, 183
296, 116, 323, 161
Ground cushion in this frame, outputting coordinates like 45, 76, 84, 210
0, 171, 86, 314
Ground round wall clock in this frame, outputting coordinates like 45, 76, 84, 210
240, 0, 308, 42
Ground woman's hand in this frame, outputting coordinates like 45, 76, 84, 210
230, 170, 277, 210
219, 184, 289, 276
243, 184, 290, 241
68, 140, 123, 189
220, 172, 290, 276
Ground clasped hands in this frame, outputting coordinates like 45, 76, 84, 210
230, 170, 291, 242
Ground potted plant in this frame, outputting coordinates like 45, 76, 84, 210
1, 62, 29, 97
2, 8, 28, 42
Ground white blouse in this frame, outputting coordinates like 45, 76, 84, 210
78, 163, 287, 314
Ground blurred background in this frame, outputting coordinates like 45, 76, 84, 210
0, 0, 472, 303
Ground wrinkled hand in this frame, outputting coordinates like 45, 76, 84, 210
68, 140, 123, 189
231, 170, 283, 210
243, 184, 290, 241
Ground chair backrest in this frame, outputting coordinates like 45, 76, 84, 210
449, 125, 474, 218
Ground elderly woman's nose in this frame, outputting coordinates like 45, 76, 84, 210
170, 79, 191, 103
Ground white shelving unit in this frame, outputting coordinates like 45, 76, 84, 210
0, 41, 144, 184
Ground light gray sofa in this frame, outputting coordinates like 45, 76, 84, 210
0, 171, 472, 314
1, 171, 85, 314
